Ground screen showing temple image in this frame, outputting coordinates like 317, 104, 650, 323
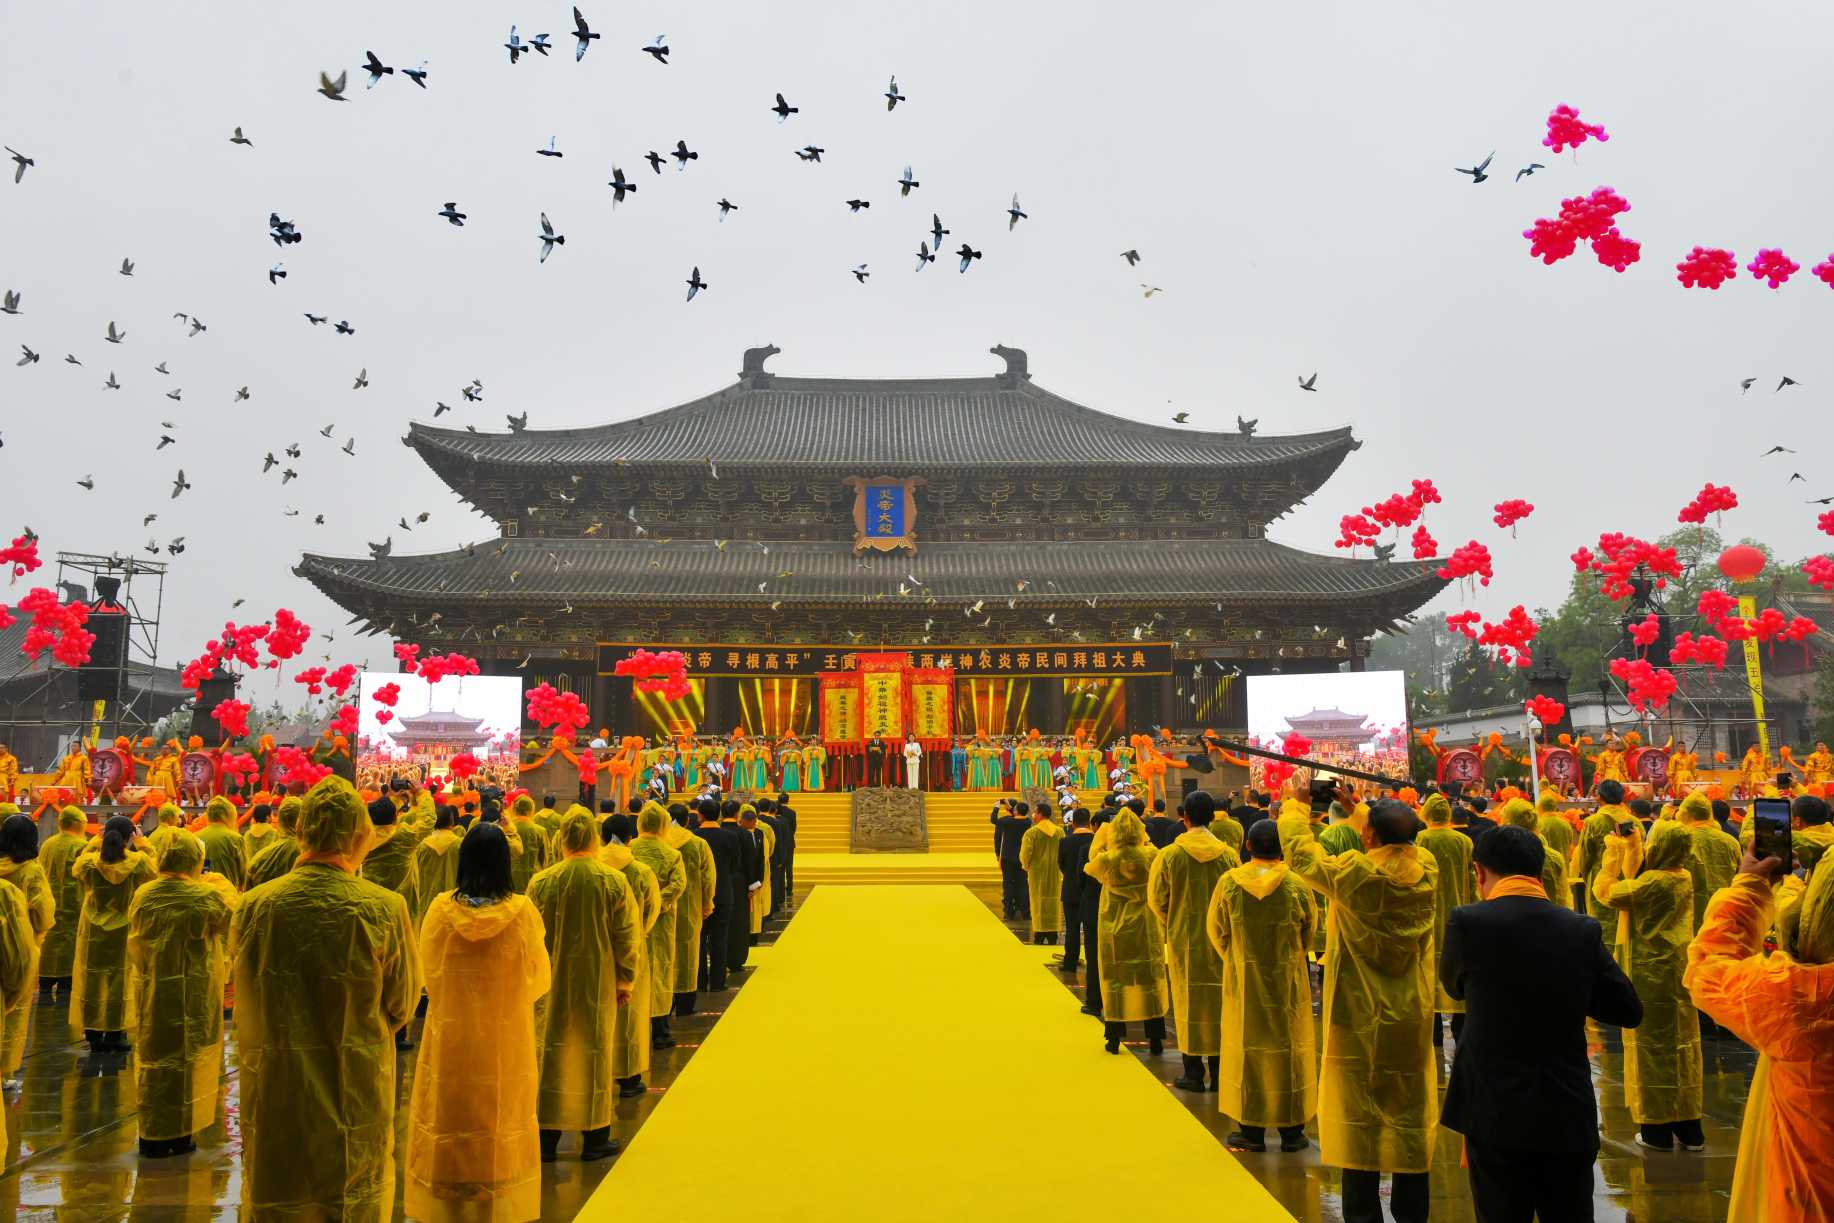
357, 672, 525, 764
1244, 670, 1411, 786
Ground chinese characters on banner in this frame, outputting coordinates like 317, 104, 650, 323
819, 672, 862, 746
597, 641, 1173, 678
908, 669, 953, 746
858, 652, 905, 739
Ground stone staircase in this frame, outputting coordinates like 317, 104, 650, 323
775, 790, 1017, 887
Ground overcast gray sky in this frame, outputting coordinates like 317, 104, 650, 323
4, 1, 1832, 687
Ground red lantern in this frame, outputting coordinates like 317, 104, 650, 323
1716, 544, 1766, 584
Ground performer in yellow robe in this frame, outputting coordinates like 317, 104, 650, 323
1667, 749, 1698, 798
149, 743, 184, 800
1589, 735, 1627, 792
0, 744, 18, 802
49, 746, 92, 802
1800, 741, 1834, 786
1737, 745, 1769, 797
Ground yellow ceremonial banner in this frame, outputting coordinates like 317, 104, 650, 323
820, 678, 861, 745
1738, 595, 1770, 760
909, 678, 951, 741
861, 669, 903, 739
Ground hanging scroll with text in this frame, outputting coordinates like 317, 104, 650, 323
599, 641, 1173, 678
845, 476, 925, 553
819, 671, 862, 750
858, 652, 906, 739
908, 667, 953, 749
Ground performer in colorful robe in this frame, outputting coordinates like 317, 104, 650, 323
805, 741, 826, 792
148, 742, 184, 799
1111, 738, 1136, 790
1798, 741, 1834, 786
949, 739, 968, 792
1736, 744, 1769, 797
1074, 738, 1103, 792
1588, 734, 1628, 792
50, 744, 93, 803
1666, 747, 1699, 798
779, 739, 803, 793
980, 737, 1005, 790
0, 742, 18, 802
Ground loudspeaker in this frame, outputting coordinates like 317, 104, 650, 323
193, 671, 239, 743
77, 603, 129, 702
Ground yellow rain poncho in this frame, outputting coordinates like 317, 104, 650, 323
746, 817, 775, 935
527, 814, 641, 1130
664, 819, 716, 993
411, 825, 463, 928
0, 878, 33, 1149
1686, 861, 1834, 1220
1279, 808, 1438, 1173
602, 840, 660, 1079
1146, 825, 1240, 1055
37, 809, 89, 978
1084, 811, 1168, 1022
1535, 792, 1576, 875
1019, 817, 1065, 933
508, 796, 553, 893
1574, 803, 1629, 936
1207, 857, 1317, 1128
244, 797, 303, 890
145, 804, 186, 869
1677, 792, 1741, 929
0, 862, 40, 1075
631, 805, 687, 1019
232, 777, 420, 1222
242, 814, 280, 859
195, 797, 247, 891
1416, 797, 1474, 1014
359, 820, 420, 910
1499, 797, 1571, 909
406, 890, 549, 1223
126, 830, 234, 1141
1595, 820, 1700, 1125
70, 840, 157, 1036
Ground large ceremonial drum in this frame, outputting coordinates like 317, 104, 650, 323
1539, 746, 1582, 789
1627, 746, 1670, 788
1437, 747, 1483, 788
180, 750, 216, 794
90, 746, 131, 793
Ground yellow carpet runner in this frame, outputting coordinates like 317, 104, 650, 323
579, 885, 1293, 1221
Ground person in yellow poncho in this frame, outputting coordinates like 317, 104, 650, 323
1146, 791, 1239, 1093
508, 794, 554, 893
71, 815, 158, 1051
1018, 807, 1064, 945
406, 822, 550, 1223
664, 802, 716, 1018
0, 876, 33, 1153
1497, 797, 1572, 909
528, 810, 640, 1162
1666, 748, 1699, 797
1416, 794, 1473, 1047
1594, 820, 1704, 1151
600, 816, 660, 1097
1573, 779, 1632, 946
0, 743, 18, 801
244, 795, 304, 890
410, 807, 464, 930
0, 812, 51, 1077
194, 796, 247, 891
241, 801, 280, 858
126, 829, 234, 1158
144, 803, 186, 869
1279, 795, 1438, 1221
37, 806, 88, 1000
1534, 790, 1576, 884
232, 775, 420, 1221
631, 803, 686, 1051
1084, 809, 1167, 1055
1685, 840, 1834, 1221
1207, 817, 1316, 1152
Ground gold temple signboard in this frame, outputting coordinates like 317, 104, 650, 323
846, 476, 924, 553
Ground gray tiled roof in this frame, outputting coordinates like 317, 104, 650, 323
298, 537, 1447, 607
407, 375, 1358, 471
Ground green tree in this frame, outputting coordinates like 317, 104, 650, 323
1444, 640, 1525, 712
1815, 653, 1834, 745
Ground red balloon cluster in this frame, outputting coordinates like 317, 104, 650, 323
1628, 613, 1662, 648
1335, 513, 1381, 551
16, 587, 94, 667
1543, 104, 1609, 153
329, 703, 360, 737
1492, 499, 1534, 532
1746, 248, 1800, 289
1814, 256, 1834, 289
614, 649, 692, 700
1676, 246, 1739, 290
1804, 556, 1834, 591
1446, 610, 1482, 639
1583, 533, 1681, 600
267, 609, 311, 662
393, 642, 420, 666
449, 753, 481, 780
1817, 511, 1834, 537
526, 681, 591, 730
1697, 589, 1740, 631
213, 697, 252, 739
273, 745, 330, 791
294, 666, 327, 695
1524, 695, 1566, 726
1366, 494, 1423, 531
1677, 483, 1739, 526
1570, 545, 1594, 572
1436, 540, 1494, 586
1281, 733, 1313, 760
1410, 525, 1438, 560
373, 680, 401, 707
419, 652, 481, 684
577, 748, 599, 785
1478, 605, 1538, 667
375, 709, 394, 725
1523, 187, 1635, 270
0, 533, 40, 580
1671, 631, 1730, 669
220, 752, 259, 784
1609, 657, 1679, 710
325, 663, 359, 696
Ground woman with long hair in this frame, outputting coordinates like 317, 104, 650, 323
406, 822, 550, 1223
71, 814, 157, 1051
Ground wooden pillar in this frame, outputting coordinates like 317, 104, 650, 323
1037, 676, 1064, 735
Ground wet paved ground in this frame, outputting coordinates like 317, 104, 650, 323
0, 879, 1747, 1221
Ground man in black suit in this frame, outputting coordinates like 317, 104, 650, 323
721, 800, 761, 969
692, 798, 744, 993
865, 735, 888, 788
1056, 808, 1096, 973
1439, 825, 1643, 1223
1229, 791, 1267, 843
1143, 797, 1181, 849
773, 791, 798, 909
1078, 808, 1113, 1015
1453, 788, 1497, 847
991, 800, 1031, 920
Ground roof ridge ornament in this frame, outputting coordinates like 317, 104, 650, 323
989, 344, 1029, 388
740, 343, 781, 387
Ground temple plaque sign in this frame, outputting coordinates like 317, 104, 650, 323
846, 476, 924, 553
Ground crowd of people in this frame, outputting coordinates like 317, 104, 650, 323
992, 774, 1834, 1222
0, 774, 799, 1221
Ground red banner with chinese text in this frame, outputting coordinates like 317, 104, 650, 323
819, 671, 862, 754
858, 653, 906, 740
908, 668, 953, 751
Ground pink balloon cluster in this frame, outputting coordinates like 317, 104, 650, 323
1436, 540, 1495, 586
1543, 104, 1609, 154
273, 745, 331, 791
1628, 613, 1662, 648
267, 609, 311, 661
329, 703, 360, 737
1697, 589, 1741, 633
1585, 533, 1680, 600
449, 753, 481, 780
373, 681, 401, 707
220, 752, 259, 784
1675, 246, 1738, 290
1677, 482, 1738, 525
294, 666, 327, 695
613, 649, 693, 700
325, 663, 359, 696
1817, 510, 1834, 537
1335, 513, 1381, 551
1523, 187, 1637, 271
1746, 248, 1800, 290
1814, 256, 1834, 289
393, 642, 420, 666
15, 587, 93, 667
1446, 610, 1482, 639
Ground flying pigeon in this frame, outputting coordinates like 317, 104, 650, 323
1171, 411, 1189, 424
156, 434, 176, 450
268, 262, 286, 284
0, 290, 18, 314
230, 127, 253, 146
234, 385, 249, 401
103, 371, 119, 389
537, 212, 564, 262
263, 452, 278, 472
1739, 377, 1757, 393
335, 320, 355, 335
716, 197, 736, 221
956, 244, 981, 272
1455, 152, 1493, 183
686, 266, 707, 302
304, 313, 326, 325
884, 76, 905, 110
852, 264, 870, 283
898, 166, 919, 196
795, 145, 824, 163
462, 379, 483, 401
75, 474, 94, 490
505, 25, 526, 63
438, 201, 467, 226
1141, 284, 1163, 298
914, 241, 934, 270
317, 70, 348, 101
644, 150, 665, 174
671, 139, 698, 170
105, 321, 125, 344
571, 7, 599, 60
154, 360, 168, 373
1121, 249, 1140, 265
319, 423, 335, 437
363, 51, 394, 87
771, 92, 798, 121
353, 367, 368, 390
342, 437, 356, 455
529, 32, 551, 56
1007, 194, 1027, 230
1516, 163, 1545, 181
537, 135, 562, 158
64, 353, 81, 365
434, 401, 452, 416
165, 388, 181, 401
607, 170, 635, 206
170, 469, 190, 499
1778, 376, 1801, 391
642, 34, 669, 63
846, 198, 870, 212
1297, 372, 1318, 391
119, 258, 135, 276
6, 147, 34, 182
